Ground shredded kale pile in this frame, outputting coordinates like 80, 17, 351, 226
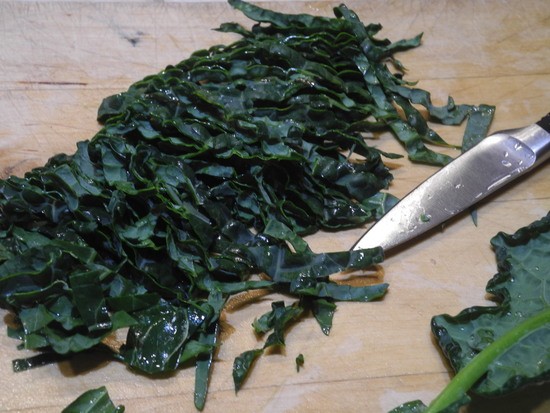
0, 1, 494, 409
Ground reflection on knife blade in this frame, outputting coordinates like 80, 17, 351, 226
353, 113, 550, 252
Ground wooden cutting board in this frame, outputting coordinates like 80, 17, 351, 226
1, 1, 549, 412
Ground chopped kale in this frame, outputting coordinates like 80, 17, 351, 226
0, 1, 494, 409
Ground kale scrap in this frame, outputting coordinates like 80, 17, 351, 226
0, 0, 494, 410
62, 386, 124, 413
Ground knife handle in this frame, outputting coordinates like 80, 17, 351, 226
504, 116, 550, 169
536, 113, 550, 133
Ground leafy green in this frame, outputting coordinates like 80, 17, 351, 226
311, 298, 337, 335
389, 400, 428, 413
296, 353, 305, 372
220, 0, 494, 166
118, 301, 193, 373
390, 213, 550, 413
0, 0, 495, 410
61, 386, 124, 413
436, 213, 550, 391
233, 349, 264, 391
255, 300, 304, 348
194, 322, 219, 410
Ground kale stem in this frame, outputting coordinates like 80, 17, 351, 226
425, 307, 550, 413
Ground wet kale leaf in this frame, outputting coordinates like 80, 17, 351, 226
62, 386, 124, 413
390, 213, 550, 413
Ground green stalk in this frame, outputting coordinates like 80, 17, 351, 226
426, 307, 550, 413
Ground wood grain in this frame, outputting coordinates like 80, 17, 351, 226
0, 1, 549, 412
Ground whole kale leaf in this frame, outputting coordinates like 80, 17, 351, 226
390, 212, 550, 413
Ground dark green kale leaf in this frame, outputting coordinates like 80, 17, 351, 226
254, 300, 304, 348
194, 322, 220, 410
389, 400, 428, 413
311, 298, 337, 335
390, 213, 550, 413
61, 386, 124, 413
433, 213, 550, 396
295, 353, 305, 372
233, 348, 264, 392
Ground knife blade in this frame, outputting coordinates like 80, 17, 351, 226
352, 113, 550, 252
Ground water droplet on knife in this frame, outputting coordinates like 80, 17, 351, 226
420, 213, 431, 222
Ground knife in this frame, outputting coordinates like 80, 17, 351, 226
352, 113, 550, 252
